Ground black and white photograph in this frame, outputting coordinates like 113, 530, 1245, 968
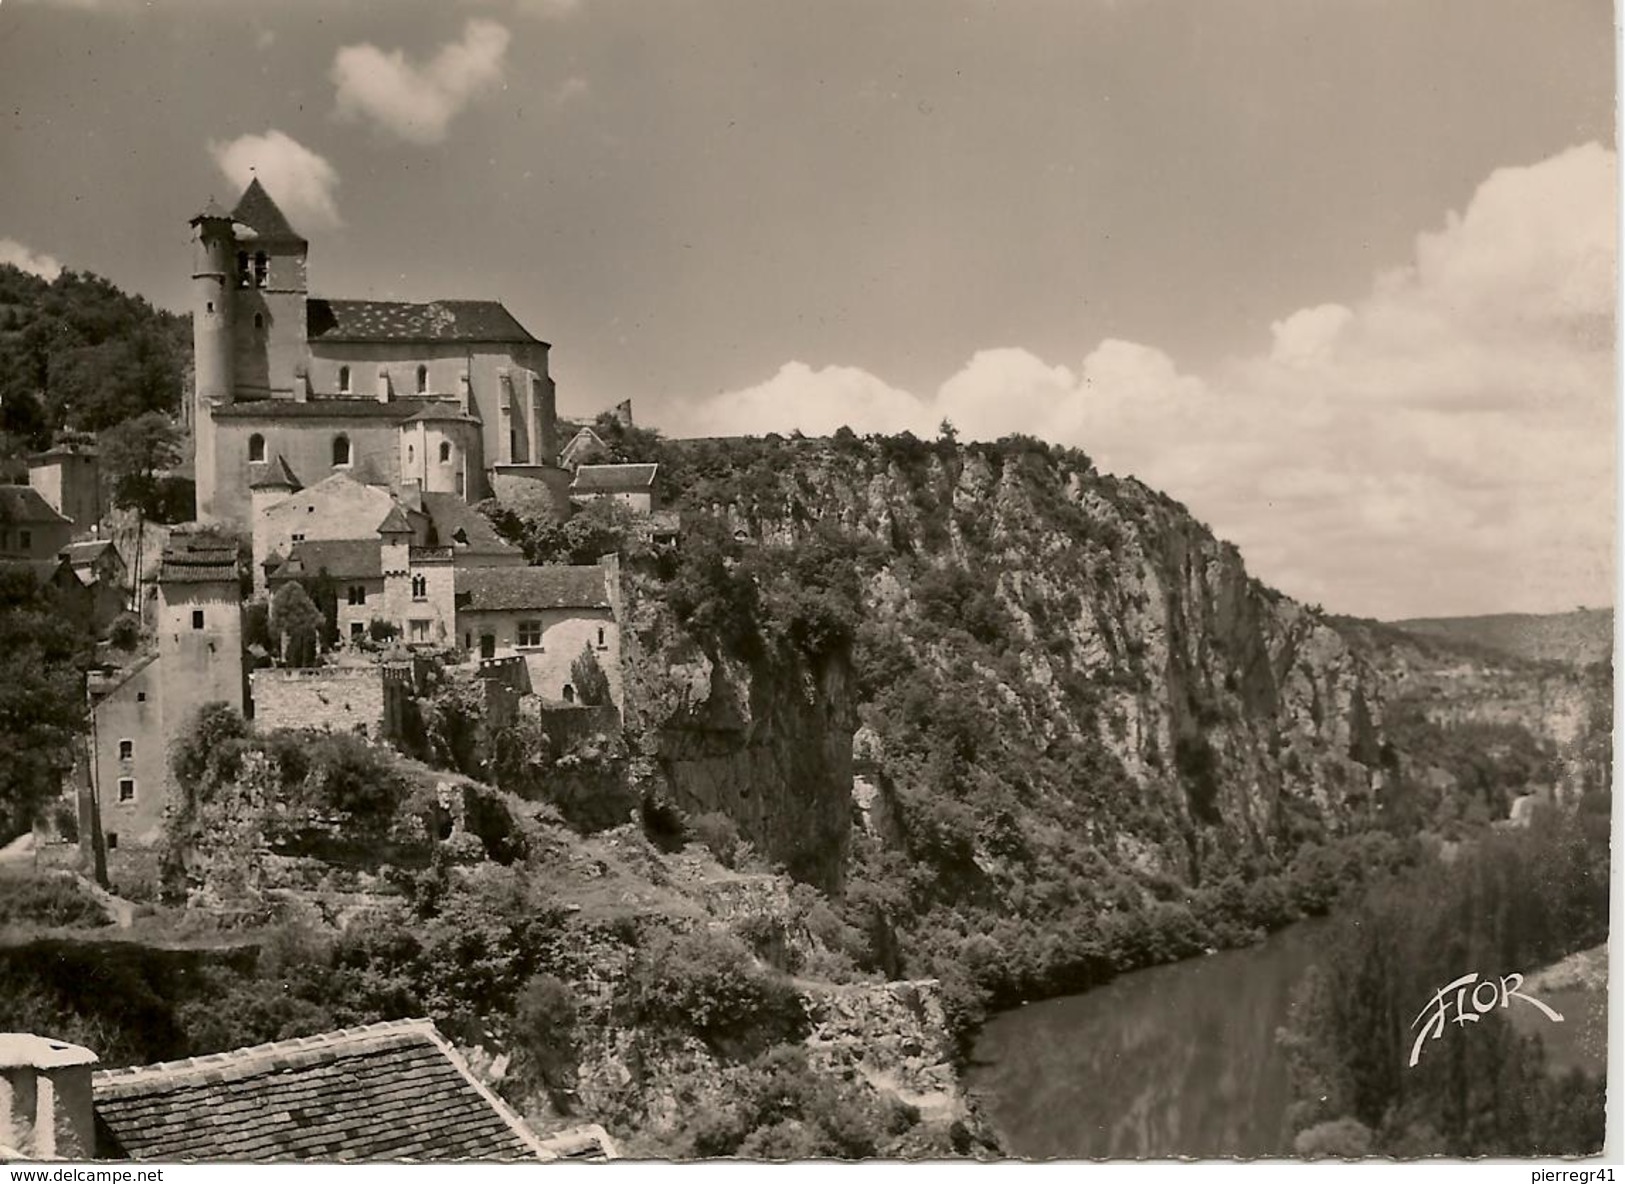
0, 0, 1616, 1166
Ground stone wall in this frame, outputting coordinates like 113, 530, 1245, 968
250, 665, 411, 740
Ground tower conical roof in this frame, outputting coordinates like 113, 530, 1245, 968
231, 177, 307, 245
189, 196, 233, 226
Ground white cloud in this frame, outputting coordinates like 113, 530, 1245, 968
675, 144, 1616, 619
552, 76, 590, 107
209, 131, 342, 230
332, 20, 511, 145
0, 239, 63, 280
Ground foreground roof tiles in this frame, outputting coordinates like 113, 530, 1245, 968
307, 298, 541, 345
456, 565, 610, 612
91, 1018, 552, 1163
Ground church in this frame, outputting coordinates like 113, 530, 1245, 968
189, 179, 570, 526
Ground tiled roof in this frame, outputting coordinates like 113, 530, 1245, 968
249, 454, 302, 490
212, 398, 433, 421
91, 1018, 552, 1163
231, 178, 306, 245
420, 494, 519, 557
0, 484, 71, 525
155, 539, 239, 585
571, 463, 658, 492
60, 540, 118, 567
271, 539, 383, 582
307, 299, 542, 346
456, 565, 609, 612
400, 403, 478, 424
375, 505, 413, 536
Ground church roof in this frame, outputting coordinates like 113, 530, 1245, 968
213, 398, 438, 421
91, 1018, 552, 1163
307, 299, 543, 346
231, 178, 307, 245
455, 565, 610, 613
189, 196, 233, 225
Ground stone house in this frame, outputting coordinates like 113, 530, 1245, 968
0, 485, 73, 562
453, 562, 621, 706
60, 539, 128, 629
26, 443, 102, 534
569, 462, 661, 514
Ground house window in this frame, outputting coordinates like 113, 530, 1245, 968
597, 626, 606, 648
136, 691, 146, 703
439, 441, 452, 464
411, 574, 427, 601
118, 739, 133, 761
479, 634, 495, 660
106, 832, 118, 851
417, 365, 428, 394
333, 434, 351, 466
338, 366, 351, 395
517, 620, 543, 648
248, 433, 266, 463
347, 585, 367, 606
0, 529, 8, 549
206, 300, 215, 314
254, 312, 265, 330
408, 619, 430, 643
19, 530, 31, 551
117, 778, 135, 803
191, 609, 205, 630
350, 622, 365, 641
407, 444, 415, 466
291, 532, 305, 543
254, 251, 268, 288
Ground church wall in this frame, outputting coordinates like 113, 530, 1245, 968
211, 416, 403, 526
232, 248, 308, 400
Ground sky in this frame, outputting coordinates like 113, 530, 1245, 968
0, 0, 1615, 620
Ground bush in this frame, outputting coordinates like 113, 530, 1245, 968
689, 811, 742, 868
569, 644, 613, 707
0, 877, 111, 929
512, 973, 580, 1102
621, 929, 807, 1057
369, 618, 398, 643
107, 612, 142, 650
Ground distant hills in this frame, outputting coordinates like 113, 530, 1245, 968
1387, 608, 1613, 667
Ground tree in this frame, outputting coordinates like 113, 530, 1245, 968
0, 569, 91, 838
569, 643, 613, 707
269, 582, 324, 668
100, 412, 184, 520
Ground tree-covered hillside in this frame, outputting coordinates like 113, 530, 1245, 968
0, 264, 189, 451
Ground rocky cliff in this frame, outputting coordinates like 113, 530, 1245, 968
653, 434, 1390, 888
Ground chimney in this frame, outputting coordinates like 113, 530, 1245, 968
0, 1035, 98, 1160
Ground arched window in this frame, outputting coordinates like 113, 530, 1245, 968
236, 251, 250, 287
411, 574, 428, 600
253, 312, 264, 329
333, 434, 351, 466
407, 444, 415, 466
417, 365, 428, 395
248, 433, 266, 463
254, 251, 268, 288
562, 684, 576, 704
338, 366, 351, 394
439, 441, 451, 464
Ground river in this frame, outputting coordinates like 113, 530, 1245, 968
964, 921, 1327, 1159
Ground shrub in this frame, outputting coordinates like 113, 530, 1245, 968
0, 877, 111, 929
569, 644, 613, 707
621, 929, 807, 1057
512, 973, 580, 1101
107, 612, 142, 650
369, 618, 398, 643
689, 811, 742, 868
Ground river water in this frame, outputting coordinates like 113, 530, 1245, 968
964, 922, 1327, 1159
